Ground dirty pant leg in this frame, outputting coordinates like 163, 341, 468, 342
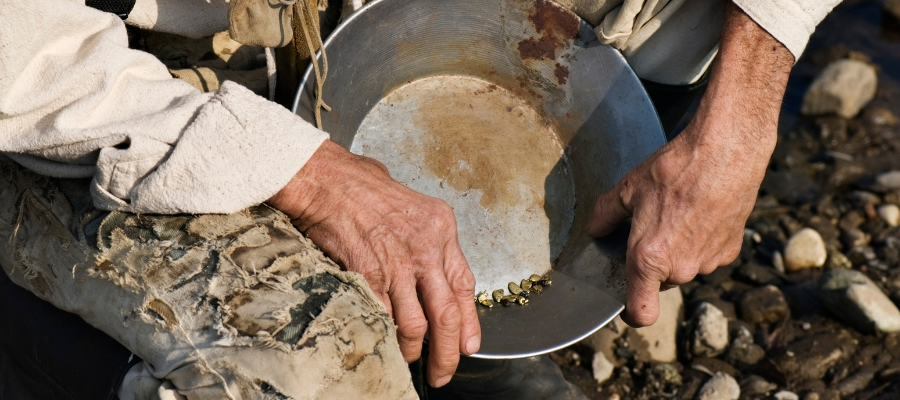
0, 156, 416, 400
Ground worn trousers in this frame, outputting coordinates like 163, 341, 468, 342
0, 155, 416, 399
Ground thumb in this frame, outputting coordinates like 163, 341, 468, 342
621, 248, 664, 327
586, 184, 632, 238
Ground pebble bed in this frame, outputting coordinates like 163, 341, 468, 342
551, 2, 900, 399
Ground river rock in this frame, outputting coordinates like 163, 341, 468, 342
825, 249, 853, 269
692, 302, 729, 358
696, 372, 740, 400
875, 171, 900, 191
740, 375, 777, 397
725, 326, 766, 368
784, 228, 827, 271
819, 269, 900, 334
735, 263, 783, 286
771, 330, 855, 380
879, 204, 900, 227
841, 228, 871, 248
591, 351, 614, 384
774, 391, 800, 400
801, 59, 877, 118
740, 285, 790, 324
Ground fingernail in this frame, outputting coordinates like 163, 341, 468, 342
434, 374, 452, 387
465, 335, 481, 355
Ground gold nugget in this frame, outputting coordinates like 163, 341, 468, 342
492, 289, 504, 303
520, 279, 533, 292
508, 282, 523, 295
477, 291, 489, 303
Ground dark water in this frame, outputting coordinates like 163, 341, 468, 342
781, 0, 900, 131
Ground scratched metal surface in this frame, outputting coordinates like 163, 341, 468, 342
294, 0, 665, 358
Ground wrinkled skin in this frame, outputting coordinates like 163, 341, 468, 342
586, 2, 795, 327
269, 140, 480, 388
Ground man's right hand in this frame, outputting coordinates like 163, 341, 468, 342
268, 140, 481, 388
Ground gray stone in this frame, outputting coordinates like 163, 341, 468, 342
825, 249, 853, 269
801, 59, 877, 118
875, 171, 900, 191
773, 251, 786, 273
878, 204, 900, 227
591, 351, 614, 384
819, 269, 900, 333
784, 228, 827, 271
696, 372, 740, 400
841, 228, 871, 249
692, 302, 729, 358
760, 170, 821, 205
735, 263, 782, 286
740, 285, 790, 324
740, 375, 777, 397
725, 326, 766, 368
774, 391, 800, 400
771, 330, 855, 381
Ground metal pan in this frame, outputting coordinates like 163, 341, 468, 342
293, 0, 665, 358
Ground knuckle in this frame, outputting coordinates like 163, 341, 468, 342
668, 266, 698, 285
399, 318, 428, 341
721, 242, 742, 265
436, 302, 462, 331
449, 267, 476, 295
632, 241, 671, 277
699, 263, 720, 275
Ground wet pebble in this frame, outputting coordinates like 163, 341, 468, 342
725, 326, 765, 368
771, 329, 855, 380
840, 228, 870, 248
878, 204, 900, 227
774, 390, 800, 400
739, 375, 777, 397
735, 263, 783, 286
784, 228, 827, 271
692, 302, 729, 358
819, 268, 900, 333
875, 171, 900, 191
591, 351, 614, 385
695, 372, 740, 400
825, 249, 853, 269
739, 284, 790, 324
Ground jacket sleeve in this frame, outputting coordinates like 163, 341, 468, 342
732, 0, 842, 61
0, 0, 328, 214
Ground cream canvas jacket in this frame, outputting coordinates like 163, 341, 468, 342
0, 0, 840, 215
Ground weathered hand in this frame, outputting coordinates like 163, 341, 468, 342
586, 2, 794, 327
268, 140, 480, 387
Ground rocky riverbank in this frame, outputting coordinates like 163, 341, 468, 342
552, 1, 900, 399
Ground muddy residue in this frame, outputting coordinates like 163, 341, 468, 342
554, 63, 569, 84
517, 0, 580, 61
414, 78, 566, 212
